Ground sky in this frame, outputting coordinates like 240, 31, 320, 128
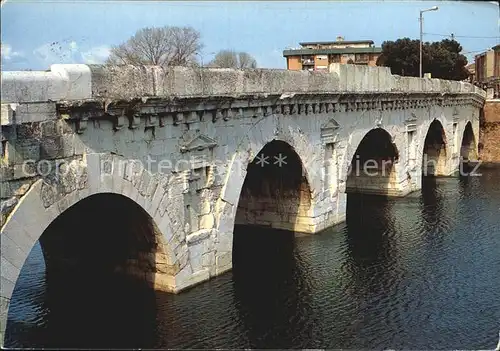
1, 0, 499, 71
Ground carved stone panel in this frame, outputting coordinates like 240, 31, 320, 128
320, 118, 340, 144
180, 134, 218, 153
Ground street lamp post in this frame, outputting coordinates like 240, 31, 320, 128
195, 52, 216, 95
196, 52, 204, 68
195, 51, 216, 68
419, 6, 439, 78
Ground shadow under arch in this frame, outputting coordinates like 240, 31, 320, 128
422, 119, 447, 177
459, 121, 479, 176
460, 121, 478, 161
346, 128, 400, 196
344, 193, 399, 294
214, 117, 322, 276
420, 176, 446, 235
1, 161, 179, 348
232, 226, 314, 348
234, 139, 313, 233
343, 128, 400, 294
38, 192, 169, 280
231, 140, 315, 347
4, 192, 171, 348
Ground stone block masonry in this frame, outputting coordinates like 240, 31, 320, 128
0, 63, 486, 347
479, 100, 500, 164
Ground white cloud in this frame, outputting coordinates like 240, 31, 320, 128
1, 43, 24, 61
81, 45, 111, 64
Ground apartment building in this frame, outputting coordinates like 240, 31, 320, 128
283, 36, 382, 71
475, 44, 500, 97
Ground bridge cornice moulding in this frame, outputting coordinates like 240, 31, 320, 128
50, 91, 484, 133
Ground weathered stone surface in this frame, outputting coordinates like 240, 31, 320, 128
0, 64, 486, 345
40, 119, 73, 137
12, 140, 40, 164
186, 229, 213, 245
215, 252, 232, 273
40, 181, 59, 208
479, 100, 500, 162
1, 65, 91, 103
40, 136, 64, 159
16, 123, 41, 140
0, 125, 16, 144
0, 234, 27, 269
0, 197, 18, 225
0, 257, 20, 286
199, 213, 215, 230
0, 297, 9, 345
88, 64, 157, 100
0, 278, 14, 302
1, 105, 15, 126
1, 180, 33, 200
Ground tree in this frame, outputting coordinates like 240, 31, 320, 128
208, 50, 257, 68
106, 26, 202, 67
376, 38, 469, 80
237, 52, 258, 69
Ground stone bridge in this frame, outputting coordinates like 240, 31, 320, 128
0, 63, 485, 344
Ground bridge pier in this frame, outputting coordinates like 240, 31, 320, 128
345, 167, 414, 197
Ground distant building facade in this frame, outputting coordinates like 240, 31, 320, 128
283, 36, 382, 72
475, 45, 500, 97
465, 63, 475, 83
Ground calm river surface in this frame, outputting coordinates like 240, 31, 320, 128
5, 171, 500, 349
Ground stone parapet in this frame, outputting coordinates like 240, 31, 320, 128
1, 64, 92, 103
1, 64, 486, 104
329, 63, 393, 92
88, 65, 342, 100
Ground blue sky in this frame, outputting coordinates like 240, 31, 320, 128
1, 0, 499, 71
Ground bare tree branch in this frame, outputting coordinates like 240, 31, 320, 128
209, 50, 238, 68
238, 52, 257, 69
209, 50, 258, 69
106, 25, 203, 67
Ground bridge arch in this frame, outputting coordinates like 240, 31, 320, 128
0, 153, 179, 344
214, 116, 321, 268
420, 118, 449, 176
340, 127, 405, 196
36, 192, 173, 279
235, 139, 313, 232
459, 121, 478, 161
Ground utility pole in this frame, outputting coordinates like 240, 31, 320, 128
419, 6, 439, 78
420, 12, 423, 78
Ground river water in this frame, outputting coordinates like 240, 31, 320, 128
5, 170, 500, 349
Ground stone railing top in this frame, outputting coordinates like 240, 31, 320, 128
0, 63, 487, 103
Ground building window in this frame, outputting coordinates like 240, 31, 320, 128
301, 55, 315, 66
355, 53, 369, 62
329, 54, 341, 63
